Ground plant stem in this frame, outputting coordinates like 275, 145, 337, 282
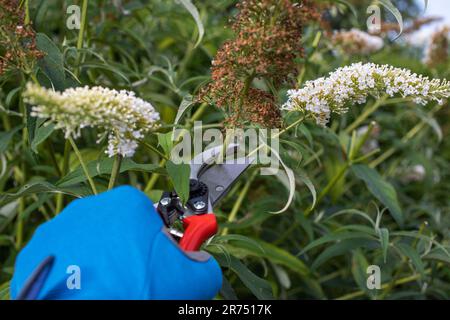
306, 162, 350, 216
144, 160, 165, 193
46, 140, 62, 176
55, 140, 71, 214
29, 73, 39, 85
74, 0, 89, 77
24, 0, 30, 24
108, 154, 122, 190
273, 221, 297, 245
69, 137, 97, 195
177, 42, 194, 79
378, 222, 428, 299
16, 88, 28, 250
61, 139, 71, 175
305, 120, 377, 216
350, 121, 376, 160
370, 104, 443, 168
345, 95, 388, 134
1, 112, 11, 131
276, 117, 305, 138
15, 201, 24, 250
31, 194, 51, 221
141, 140, 169, 160
144, 103, 208, 193
336, 268, 432, 300
247, 116, 305, 159
236, 74, 254, 119
369, 147, 395, 168
221, 171, 257, 236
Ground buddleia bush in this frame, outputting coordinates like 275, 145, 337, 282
0, 0, 449, 300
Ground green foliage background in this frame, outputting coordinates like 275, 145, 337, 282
0, 0, 449, 299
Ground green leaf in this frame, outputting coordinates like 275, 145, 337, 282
378, 227, 389, 263
335, 0, 358, 18
299, 231, 376, 256
178, 0, 204, 48
31, 122, 56, 153
212, 234, 264, 254
0, 281, 10, 300
272, 264, 291, 289
392, 231, 450, 257
250, 240, 310, 276
220, 276, 238, 300
0, 235, 14, 247
416, 111, 442, 142
26, 108, 39, 146
352, 164, 403, 226
262, 140, 295, 213
214, 253, 273, 300
0, 201, 19, 233
326, 208, 376, 228
376, 0, 403, 40
0, 126, 22, 154
423, 249, 450, 265
146, 189, 163, 203
0, 181, 89, 206
324, 157, 346, 202
351, 249, 372, 295
311, 238, 375, 270
396, 243, 425, 278
81, 63, 130, 84
166, 160, 190, 204
297, 124, 313, 147
57, 158, 164, 187
21, 194, 50, 220
157, 132, 174, 156
225, 239, 325, 298
5, 87, 21, 108
296, 169, 316, 209
174, 94, 195, 125
36, 33, 66, 91
336, 224, 378, 235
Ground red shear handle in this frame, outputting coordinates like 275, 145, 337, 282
179, 214, 218, 251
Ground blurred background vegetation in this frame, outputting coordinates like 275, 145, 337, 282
0, 0, 449, 299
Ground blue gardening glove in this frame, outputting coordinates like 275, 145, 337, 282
11, 186, 222, 300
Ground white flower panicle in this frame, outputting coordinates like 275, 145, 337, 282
332, 29, 384, 55
24, 83, 160, 157
283, 62, 450, 126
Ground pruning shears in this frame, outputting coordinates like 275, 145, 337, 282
156, 144, 254, 251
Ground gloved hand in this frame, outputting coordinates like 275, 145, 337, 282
11, 186, 222, 300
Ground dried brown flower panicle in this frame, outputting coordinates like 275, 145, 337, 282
423, 26, 450, 68
199, 0, 319, 128
375, 16, 443, 37
0, 0, 43, 76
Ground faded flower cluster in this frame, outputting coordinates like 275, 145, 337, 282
24, 83, 160, 157
199, 0, 320, 128
423, 26, 449, 68
283, 62, 450, 126
376, 16, 442, 36
0, 0, 43, 76
332, 29, 384, 55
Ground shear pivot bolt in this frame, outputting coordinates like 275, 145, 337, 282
193, 201, 206, 210
160, 197, 171, 206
